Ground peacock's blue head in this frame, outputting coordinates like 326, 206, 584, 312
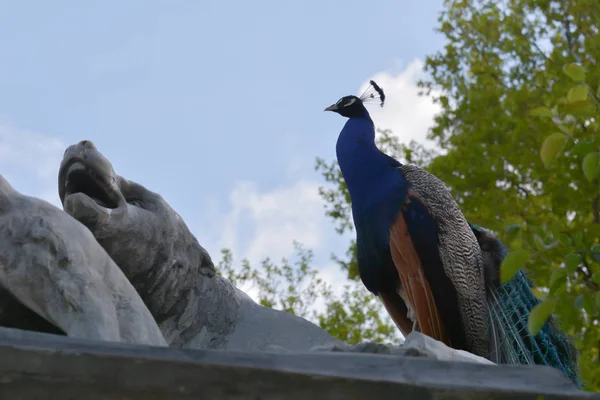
324, 80, 386, 119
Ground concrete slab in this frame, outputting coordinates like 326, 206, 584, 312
0, 327, 595, 400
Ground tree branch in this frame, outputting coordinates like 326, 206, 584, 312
562, 0, 575, 58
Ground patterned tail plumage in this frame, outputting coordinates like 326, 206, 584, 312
469, 223, 581, 388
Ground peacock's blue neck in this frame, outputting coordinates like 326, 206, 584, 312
336, 116, 404, 210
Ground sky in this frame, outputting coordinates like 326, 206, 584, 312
0, 1, 445, 313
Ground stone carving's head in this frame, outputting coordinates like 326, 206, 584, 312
59, 140, 215, 301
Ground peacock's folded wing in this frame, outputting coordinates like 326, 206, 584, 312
394, 164, 490, 358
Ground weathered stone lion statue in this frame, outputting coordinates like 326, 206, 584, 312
0, 139, 492, 364
57, 140, 341, 352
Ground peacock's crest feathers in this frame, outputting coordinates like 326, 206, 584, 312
359, 80, 386, 107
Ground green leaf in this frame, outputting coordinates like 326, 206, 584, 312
567, 84, 588, 103
574, 294, 584, 309
553, 120, 573, 136
533, 234, 546, 250
540, 133, 568, 167
582, 152, 600, 181
509, 238, 524, 250
557, 232, 570, 246
500, 249, 531, 283
591, 244, 600, 262
583, 294, 597, 314
563, 63, 586, 82
573, 233, 585, 248
531, 287, 546, 300
529, 106, 554, 117
569, 140, 595, 157
596, 292, 600, 309
528, 298, 556, 335
589, 224, 600, 238
562, 100, 595, 115
549, 268, 567, 294
505, 223, 522, 234
526, 223, 544, 237
564, 252, 580, 271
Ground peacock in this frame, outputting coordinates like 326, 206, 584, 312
324, 81, 580, 387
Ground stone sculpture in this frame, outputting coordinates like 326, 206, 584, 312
58, 140, 342, 352
0, 174, 167, 346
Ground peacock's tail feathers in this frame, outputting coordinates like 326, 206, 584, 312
469, 223, 581, 388
487, 270, 581, 387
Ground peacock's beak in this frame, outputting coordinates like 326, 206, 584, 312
324, 104, 338, 112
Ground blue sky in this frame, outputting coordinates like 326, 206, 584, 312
0, 1, 445, 303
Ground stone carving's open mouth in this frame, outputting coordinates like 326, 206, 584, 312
60, 161, 121, 209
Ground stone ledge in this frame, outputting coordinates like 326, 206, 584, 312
0, 327, 595, 399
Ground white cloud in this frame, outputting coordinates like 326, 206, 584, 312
212, 177, 372, 308
358, 58, 442, 149
0, 123, 65, 207
312, 263, 350, 310
217, 179, 327, 267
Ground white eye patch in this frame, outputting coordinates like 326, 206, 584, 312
343, 98, 356, 107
